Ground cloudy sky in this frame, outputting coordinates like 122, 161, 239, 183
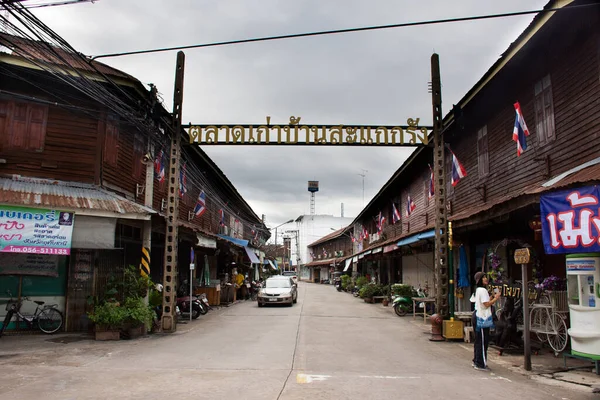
31, 0, 547, 227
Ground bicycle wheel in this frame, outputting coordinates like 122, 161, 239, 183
530, 308, 548, 343
546, 313, 568, 354
37, 308, 63, 334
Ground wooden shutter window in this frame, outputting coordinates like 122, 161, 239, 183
103, 116, 119, 165
534, 75, 555, 144
132, 133, 145, 178
27, 104, 48, 151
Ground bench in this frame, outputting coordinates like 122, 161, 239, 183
372, 296, 388, 303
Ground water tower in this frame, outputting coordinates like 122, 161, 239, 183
308, 181, 319, 215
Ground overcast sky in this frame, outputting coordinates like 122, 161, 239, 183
32, 0, 547, 227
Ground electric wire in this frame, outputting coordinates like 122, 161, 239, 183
90, 3, 599, 59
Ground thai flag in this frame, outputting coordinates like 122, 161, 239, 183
377, 211, 386, 234
154, 150, 165, 183
362, 227, 369, 240
179, 163, 188, 198
512, 101, 530, 156
406, 194, 416, 217
450, 150, 467, 187
322, 247, 328, 257
194, 190, 207, 217
219, 209, 225, 227
351, 234, 356, 243
428, 164, 434, 200
392, 203, 401, 224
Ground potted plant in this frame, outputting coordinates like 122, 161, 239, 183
359, 284, 378, 303
123, 297, 155, 339
88, 302, 126, 340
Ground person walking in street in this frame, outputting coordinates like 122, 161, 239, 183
471, 271, 500, 371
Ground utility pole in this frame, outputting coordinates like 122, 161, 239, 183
161, 51, 185, 332
431, 53, 449, 319
358, 170, 367, 207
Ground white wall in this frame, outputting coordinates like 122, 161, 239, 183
294, 215, 354, 266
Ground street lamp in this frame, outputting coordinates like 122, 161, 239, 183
270, 219, 294, 268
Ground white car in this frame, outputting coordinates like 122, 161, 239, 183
258, 276, 298, 307
282, 271, 298, 284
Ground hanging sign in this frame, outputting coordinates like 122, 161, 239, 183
0, 253, 60, 277
0, 206, 75, 255
540, 185, 600, 255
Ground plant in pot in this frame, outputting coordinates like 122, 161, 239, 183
87, 302, 126, 340
359, 284, 377, 303
123, 297, 155, 339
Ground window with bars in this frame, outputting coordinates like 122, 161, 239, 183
423, 170, 430, 207
0, 100, 48, 151
103, 115, 119, 165
534, 74, 555, 144
477, 125, 489, 178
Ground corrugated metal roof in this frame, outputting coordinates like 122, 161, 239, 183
305, 257, 342, 267
0, 32, 134, 80
0, 176, 154, 216
308, 227, 348, 247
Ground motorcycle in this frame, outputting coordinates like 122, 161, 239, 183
334, 278, 343, 292
177, 285, 207, 319
392, 287, 428, 317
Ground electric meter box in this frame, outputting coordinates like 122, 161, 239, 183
566, 253, 600, 360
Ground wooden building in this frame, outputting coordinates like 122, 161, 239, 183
0, 32, 268, 332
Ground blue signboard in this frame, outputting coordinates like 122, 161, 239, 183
540, 185, 600, 254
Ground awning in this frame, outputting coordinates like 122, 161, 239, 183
196, 233, 217, 249
244, 246, 260, 264
372, 247, 383, 254
397, 229, 435, 247
0, 176, 154, 220
343, 258, 352, 272
217, 234, 249, 248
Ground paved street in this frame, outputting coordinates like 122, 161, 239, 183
0, 283, 596, 400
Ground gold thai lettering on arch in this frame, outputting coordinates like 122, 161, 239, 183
187, 116, 430, 146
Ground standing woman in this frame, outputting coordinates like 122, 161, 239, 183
471, 271, 501, 370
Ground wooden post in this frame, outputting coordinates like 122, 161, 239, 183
515, 247, 532, 371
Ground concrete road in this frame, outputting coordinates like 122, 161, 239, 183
0, 283, 595, 400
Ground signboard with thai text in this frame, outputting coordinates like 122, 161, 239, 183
540, 186, 600, 255
187, 116, 431, 146
0, 205, 75, 255
0, 253, 60, 277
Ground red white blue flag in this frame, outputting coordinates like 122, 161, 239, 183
405, 194, 416, 217
512, 101, 530, 156
392, 203, 401, 224
194, 190, 206, 217
450, 150, 467, 187
322, 247, 328, 257
154, 150, 165, 183
428, 164, 435, 200
179, 163, 188, 198
377, 211, 386, 234
219, 209, 225, 227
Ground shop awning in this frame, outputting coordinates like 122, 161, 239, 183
343, 258, 352, 272
0, 176, 155, 220
397, 229, 435, 247
244, 246, 260, 264
196, 233, 217, 249
217, 234, 249, 248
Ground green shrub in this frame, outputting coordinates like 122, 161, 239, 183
123, 297, 156, 328
341, 275, 352, 290
359, 283, 378, 299
355, 276, 368, 289
392, 284, 416, 298
88, 302, 126, 330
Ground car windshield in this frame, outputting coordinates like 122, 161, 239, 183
265, 279, 291, 288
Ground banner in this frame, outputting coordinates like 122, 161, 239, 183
0, 205, 75, 255
540, 185, 600, 254
0, 253, 60, 277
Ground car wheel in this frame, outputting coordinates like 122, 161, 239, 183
293, 296, 297, 304
258, 302, 263, 308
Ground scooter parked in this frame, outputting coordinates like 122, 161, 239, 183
334, 278, 343, 292
177, 285, 207, 319
392, 287, 428, 317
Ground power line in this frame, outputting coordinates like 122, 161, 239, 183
90, 4, 598, 60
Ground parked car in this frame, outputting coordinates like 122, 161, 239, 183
258, 276, 297, 307
282, 271, 298, 284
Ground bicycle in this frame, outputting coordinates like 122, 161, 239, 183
0, 290, 64, 337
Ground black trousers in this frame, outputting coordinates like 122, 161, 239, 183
474, 327, 490, 368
